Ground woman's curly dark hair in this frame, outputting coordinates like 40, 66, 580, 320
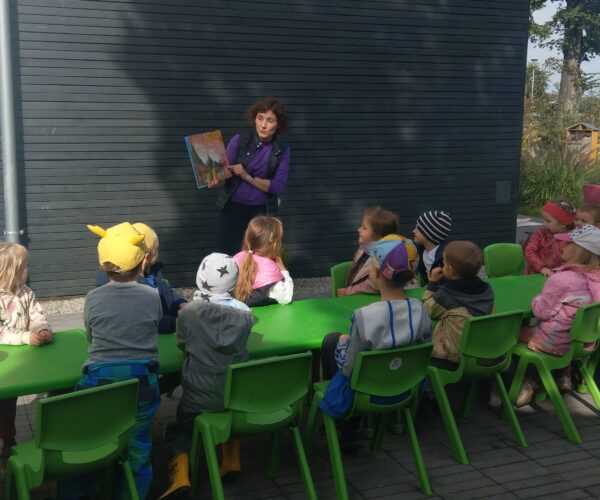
246, 97, 289, 134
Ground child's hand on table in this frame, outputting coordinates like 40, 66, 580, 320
336, 288, 348, 296
30, 329, 53, 346
539, 267, 554, 277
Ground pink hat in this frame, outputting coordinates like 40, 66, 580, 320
584, 185, 600, 205
555, 224, 600, 256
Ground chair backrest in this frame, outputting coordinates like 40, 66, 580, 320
483, 243, 525, 278
350, 343, 433, 412
224, 351, 312, 413
570, 301, 600, 345
460, 310, 524, 375
37, 379, 138, 453
330, 261, 352, 298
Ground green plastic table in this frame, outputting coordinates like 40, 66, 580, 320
330, 274, 547, 318
0, 276, 546, 398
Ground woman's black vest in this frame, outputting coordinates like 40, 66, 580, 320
216, 130, 288, 214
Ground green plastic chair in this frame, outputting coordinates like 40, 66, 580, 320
4, 379, 139, 500
427, 310, 527, 465
330, 261, 352, 297
483, 243, 525, 278
189, 352, 316, 500
305, 343, 434, 499
508, 302, 600, 444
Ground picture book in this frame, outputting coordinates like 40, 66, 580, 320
185, 130, 232, 189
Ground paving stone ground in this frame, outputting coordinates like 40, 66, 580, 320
4, 370, 600, 499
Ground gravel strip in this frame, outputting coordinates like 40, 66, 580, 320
39, 277, 331, 315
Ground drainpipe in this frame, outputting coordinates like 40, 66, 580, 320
0, 0, 21, 243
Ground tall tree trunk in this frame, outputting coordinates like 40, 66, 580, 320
558, 0, 584, 113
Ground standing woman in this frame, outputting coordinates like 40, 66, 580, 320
215, 97, 290, 255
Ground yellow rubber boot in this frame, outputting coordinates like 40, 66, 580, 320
159, 452, 191, 499
220, 439, 241, 482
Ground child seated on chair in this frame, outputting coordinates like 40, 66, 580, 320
516, 224, 600, 407
423, 241, 494, 365
337, 207, 417, 296
0, 243, 53, 475
160, 253, 253, 499
524, 200, 575, 276
320, 239, 432, 446
75, 222, 162, 499
412, 210, 452, 285
96, 222, 187, 333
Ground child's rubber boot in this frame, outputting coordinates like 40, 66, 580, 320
220, 439, 241, 482
159, 453, 191, 499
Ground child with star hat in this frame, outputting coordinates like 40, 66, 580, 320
160, 253, 253, 499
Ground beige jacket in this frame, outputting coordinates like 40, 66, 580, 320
0, 285, 51, 345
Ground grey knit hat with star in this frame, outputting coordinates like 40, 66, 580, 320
416, 211, 452, 245
194, 253, 239, 303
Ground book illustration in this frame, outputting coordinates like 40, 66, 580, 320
185, 130, 232, 189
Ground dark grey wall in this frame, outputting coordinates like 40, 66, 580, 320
2, 0, 529, 297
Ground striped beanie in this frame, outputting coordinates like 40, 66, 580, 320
416, 211, 452, 245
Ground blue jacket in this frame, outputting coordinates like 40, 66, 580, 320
96, 263, 187, 333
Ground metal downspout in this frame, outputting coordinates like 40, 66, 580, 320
0, 0, 21, 243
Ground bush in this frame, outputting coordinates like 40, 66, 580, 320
519, 145, 591, 209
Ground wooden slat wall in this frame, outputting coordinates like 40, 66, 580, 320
2, 0, 529, 297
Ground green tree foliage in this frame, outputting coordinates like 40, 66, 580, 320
525, 61, 551, 99
529, 0, 600, 111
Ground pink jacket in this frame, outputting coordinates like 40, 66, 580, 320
233, 252, 284, 289
344, 248, 379, 295
529, 264, 600, 355
524, 227, 568, 274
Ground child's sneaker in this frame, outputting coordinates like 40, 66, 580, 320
516, 379, 539, 408
556, 374, 572, 393
488, 386, 502, 409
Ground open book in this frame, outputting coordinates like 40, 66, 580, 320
185, 130, 232, 189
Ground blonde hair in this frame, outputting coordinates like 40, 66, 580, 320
568, 243, 600, 268
235, 216, 284, 302
0, 242, 29, 294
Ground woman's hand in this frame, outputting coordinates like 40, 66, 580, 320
227, 164, 247, 177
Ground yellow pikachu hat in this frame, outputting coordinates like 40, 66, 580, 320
132, 223, 158, 254
87, 222, 146, 271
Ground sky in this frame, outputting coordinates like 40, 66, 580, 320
527, 1, 600, 91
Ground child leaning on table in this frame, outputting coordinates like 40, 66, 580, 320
160, 253, 253, 499
516, 224, 600, 407
424, 241, 494, 365
233, 215, 293, 306
524, 200, 575, 276
412, 210, 452, 285
337, 206, 416, 296
319, 239, 432, 447
96, 222, 187, 333
77, 222, 162, 499
0, 242, 53, 473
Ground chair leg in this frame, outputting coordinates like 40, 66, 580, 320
577, 360, 600, 410
494, 373, 527, 447
403, 408, 432, 495
200, 428, 226, 500
121, 460, 140, 500
267, 431, 282, 479
304, 391, 322, 450
508, 357, 528, 405
360, 414, 374, 438
538, 364, 582, 444
370, 413, 389, 452
428, 371, 468, 464
323, 413, 349, 500
290, 426, 318, 500
460, 380, 478, 419
5, 463, 31, 500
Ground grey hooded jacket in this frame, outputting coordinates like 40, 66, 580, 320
176, 301, 253, 414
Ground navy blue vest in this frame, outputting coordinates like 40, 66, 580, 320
216, 130, 288, 214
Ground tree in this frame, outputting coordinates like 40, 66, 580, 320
530, 0, 600, 112
525, 61, 551, 99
